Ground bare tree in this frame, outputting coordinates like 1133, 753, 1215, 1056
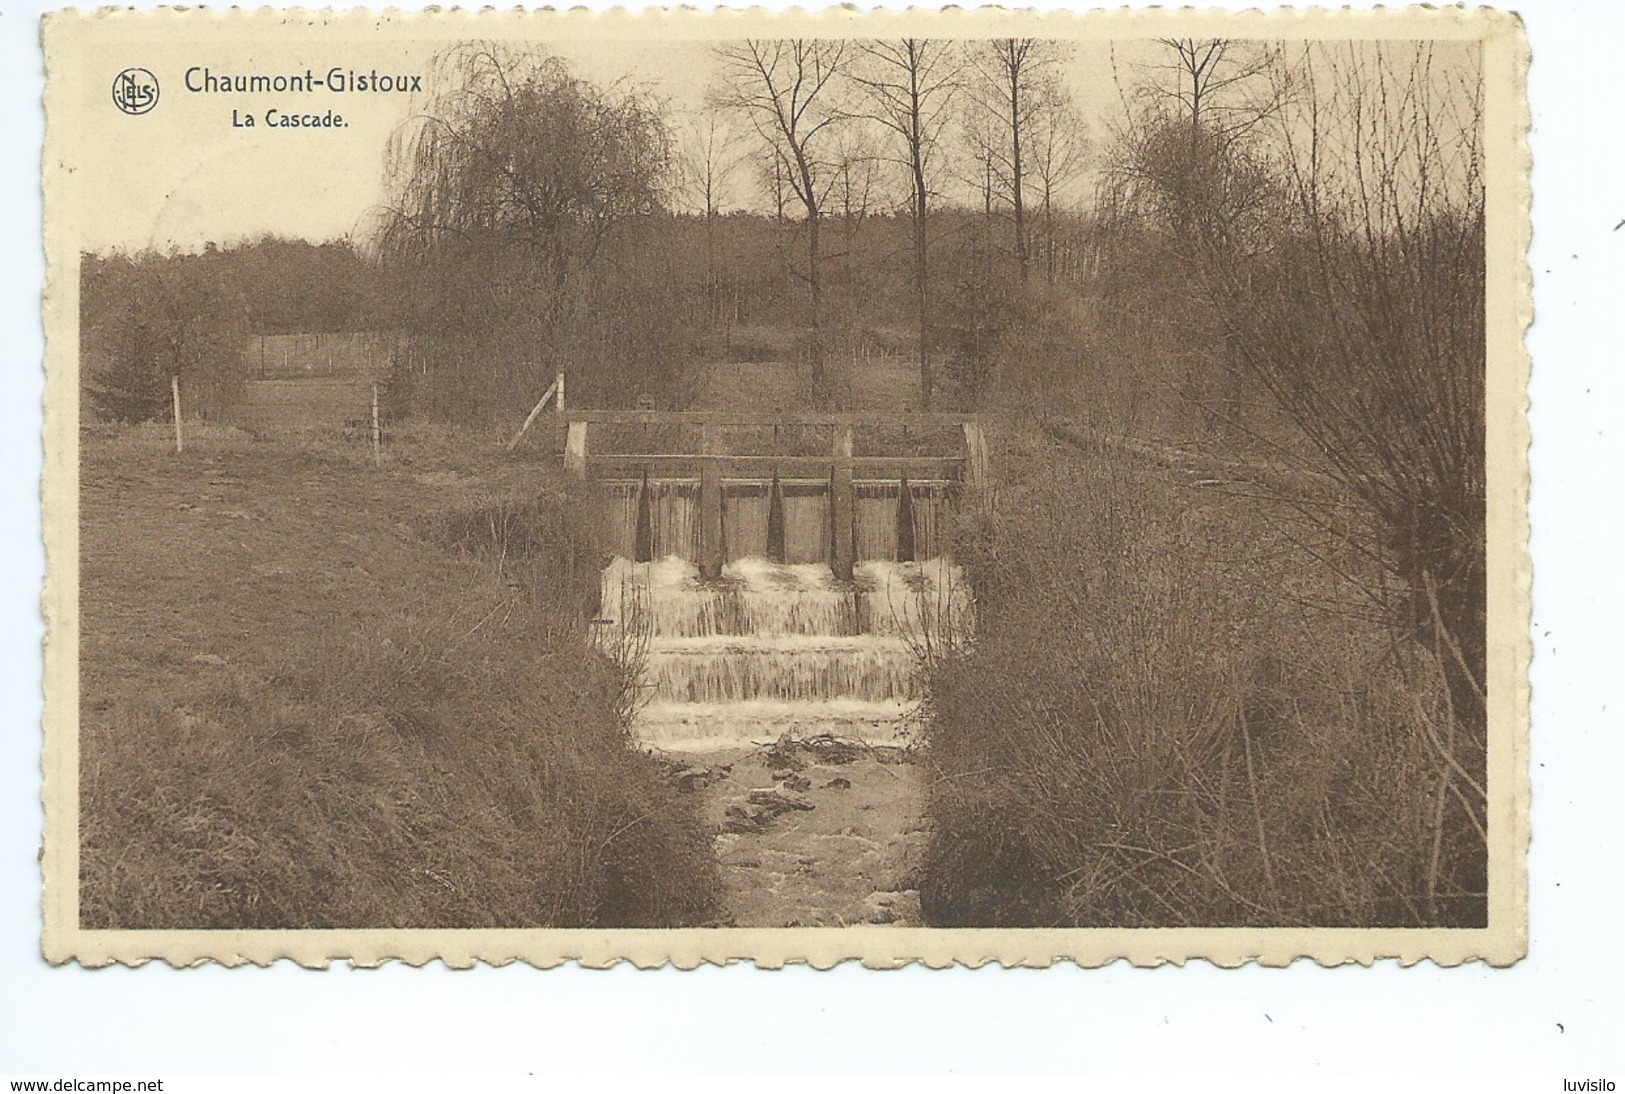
715, 39, 851, 394
1028, 79, 1089, 287
831, 127, 881, 235
1110, 39, 1280, 245
1263, 42, 1485, 703
1173, 42, 1488, 920
965, 39, 1070, 288
675, 111, 745, 219
1144, 38, 1282, 145
1096, 39, 1280, 432
675, 113, 746, 326
1115, 41, 1485, 721
849, 38, 965, 408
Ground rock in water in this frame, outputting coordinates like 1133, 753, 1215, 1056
747, 786, 814, 812
671, 767, 713, 792
862, 889, 922, 925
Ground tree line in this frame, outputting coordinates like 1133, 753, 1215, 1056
80, 237, 377, 423
84, 36, 1485, 683
370, 38, 1098, 415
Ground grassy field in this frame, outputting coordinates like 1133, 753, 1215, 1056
77, 423, 720, 929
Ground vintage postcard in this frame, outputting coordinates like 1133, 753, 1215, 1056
40, 5, 1529, 968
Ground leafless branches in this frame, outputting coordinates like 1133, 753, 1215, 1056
848, 38, 966, 406
377, 43, 674, 413
1214, 42, 1487, 720
382, 43, 670, 292
962, 39, 1073, 286
674, 112, 747, 220
714, 39, 855, 391
1144, 38, 1283, 146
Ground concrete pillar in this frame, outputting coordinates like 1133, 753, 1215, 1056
766, 472, 787, 564
699, 457, 724, 581
896, 476, 916, 562
830, 424, 855, 581
634, 470, 654, 563
564, 420, 589, 478
961, 421, 989, 496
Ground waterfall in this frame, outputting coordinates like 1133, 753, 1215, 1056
595, 555, 973, 751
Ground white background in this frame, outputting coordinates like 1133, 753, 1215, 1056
2, 0, 1621, 1078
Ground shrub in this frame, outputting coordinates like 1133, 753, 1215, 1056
920, 426, 1486, 928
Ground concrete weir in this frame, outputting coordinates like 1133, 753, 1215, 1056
568, 411, 983, 750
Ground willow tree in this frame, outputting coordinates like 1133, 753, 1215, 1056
379, 43, 671, 417
1250, 44, 1486, 722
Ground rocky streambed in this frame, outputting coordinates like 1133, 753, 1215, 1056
664, 733, 926, 928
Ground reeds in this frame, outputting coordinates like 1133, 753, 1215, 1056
919, 428, 1487, 928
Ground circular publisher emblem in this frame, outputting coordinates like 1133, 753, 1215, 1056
112, 68, 159, 115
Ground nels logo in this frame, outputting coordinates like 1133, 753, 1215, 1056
112, 68, 159, 115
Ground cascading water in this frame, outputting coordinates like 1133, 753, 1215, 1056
595, 553, 973, 751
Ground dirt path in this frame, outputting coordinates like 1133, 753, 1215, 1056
668, 735, 926, 928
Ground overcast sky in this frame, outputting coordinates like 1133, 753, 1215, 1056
70, 35, 1472, 254
69, 34, 1182, 254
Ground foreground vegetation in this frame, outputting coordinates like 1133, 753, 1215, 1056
920, 419, 1484, 928
78, 425, 720, 929
911, 40, 1485, 928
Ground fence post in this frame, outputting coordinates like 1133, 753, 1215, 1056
171, 374, 184, 454
555, 371, 566, 451
506, 375, 559, 452
371, 383, 382, 466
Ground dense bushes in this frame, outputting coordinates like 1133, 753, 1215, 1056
920, 428, 1486, 928
79, 252, 247, 424
920, 44, 1489, 928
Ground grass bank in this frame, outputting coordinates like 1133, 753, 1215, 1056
919, 420, 1486, 928
77, 423, 720, 929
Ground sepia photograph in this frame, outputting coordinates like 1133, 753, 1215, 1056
40, 6, 1528, 967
